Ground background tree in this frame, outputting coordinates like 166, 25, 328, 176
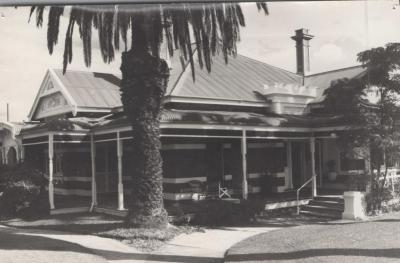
30, 3, 268, 228
323, 43, 400, 210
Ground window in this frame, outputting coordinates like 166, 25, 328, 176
340, 152, 365, 171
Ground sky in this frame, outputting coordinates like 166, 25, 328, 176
0, 1, 400, 121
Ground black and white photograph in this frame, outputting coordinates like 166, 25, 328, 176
0, 0, 400, 262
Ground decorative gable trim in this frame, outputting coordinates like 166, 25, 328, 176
27, 70, 51, 121
48, 69, 78, 116
27, 69, 77, 121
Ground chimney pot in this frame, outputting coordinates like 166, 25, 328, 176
291, 28, 314, 75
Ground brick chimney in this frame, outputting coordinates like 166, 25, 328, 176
291, 29, 314, 75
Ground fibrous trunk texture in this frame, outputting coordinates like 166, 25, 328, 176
120, 49, 170, 228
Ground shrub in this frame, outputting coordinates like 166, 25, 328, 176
190, 200, 232, 226
345, 173, 368, 191
365, 178, 399, 214
0, 162, 49, 219
381, 196, 400, 213
192, 199, 264, 226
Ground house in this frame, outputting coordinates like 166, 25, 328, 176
0, 29, 370, 215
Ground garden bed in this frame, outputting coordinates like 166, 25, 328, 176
98, 225, 202, 252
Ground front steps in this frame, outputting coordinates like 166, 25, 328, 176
300, 195, 344, 219
265, 199, 311, 210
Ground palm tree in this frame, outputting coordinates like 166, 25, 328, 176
30, 3, 268, 228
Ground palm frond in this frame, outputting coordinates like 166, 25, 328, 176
47, 6, 64, 54
29, 6, 45, 27
256, 2, 269, 15
63, 7, 78, 73
30, 3, 269, 78
80, 10, 93, 67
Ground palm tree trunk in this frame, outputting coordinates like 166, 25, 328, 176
120, 48, 170, 228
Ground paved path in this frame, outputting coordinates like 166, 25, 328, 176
153, 226, 279, 262
0, 224, 277, 263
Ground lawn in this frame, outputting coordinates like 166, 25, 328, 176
1, 213, 202, 252
226, 212, 400, 263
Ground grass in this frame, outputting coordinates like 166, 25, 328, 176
253, 207, 332, 227
1, 212, 203, 252
226, 211, 400, 263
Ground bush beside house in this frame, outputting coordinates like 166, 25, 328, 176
0, 163, 49, 219
323, 43, 400, 218
365, 177, 400, 214
344, 172, 400, 215
190, 199, 265, 226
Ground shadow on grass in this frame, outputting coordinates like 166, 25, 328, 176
252, 216, 331, 228
92, 248, 223, 262
254, 214, 400, 228
372, 218, 400, 223
206, 222, 301, 229
225, 248, 400, 262
317, 218, 400, 226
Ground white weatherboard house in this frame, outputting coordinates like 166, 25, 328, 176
0, 29, 369, 217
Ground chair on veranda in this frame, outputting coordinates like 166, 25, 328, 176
218, 182, 231, 198
206, 180, 229, 199
206, 179, 233, 199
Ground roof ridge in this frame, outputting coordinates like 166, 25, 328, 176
305, 65, 364, 78
167, 57, 192, 96
52, 68, 121, 77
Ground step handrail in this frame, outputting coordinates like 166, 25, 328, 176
296, 176, 315, 215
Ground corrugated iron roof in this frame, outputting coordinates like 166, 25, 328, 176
304, 66, 367, 103
167, 53, 303, 102
51, 53, 185, 111
51, 56, 365, 111
53, 69, 122, 109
